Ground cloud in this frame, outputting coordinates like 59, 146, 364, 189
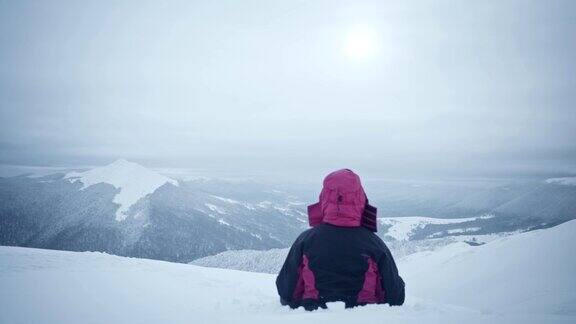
0, 0, 575, 178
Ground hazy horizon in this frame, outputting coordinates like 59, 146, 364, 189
1, 0, 575, 179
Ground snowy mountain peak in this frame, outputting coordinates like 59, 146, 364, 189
107, 158, 134, 168
65, 159, 178, 221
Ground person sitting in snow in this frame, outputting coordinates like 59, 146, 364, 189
276, 169, 405, 310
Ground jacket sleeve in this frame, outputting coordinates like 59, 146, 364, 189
377, 241, 405, 306
275, 230, 308, 306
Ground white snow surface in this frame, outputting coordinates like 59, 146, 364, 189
379, 216, 491, 241
65, 159, 178, 221
545, 177, 576, 186
1, 220, 575, 324
401, 221, 576, 315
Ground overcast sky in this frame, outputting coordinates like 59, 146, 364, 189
0, 0, 574, 179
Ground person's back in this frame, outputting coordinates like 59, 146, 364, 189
276, 169, 405, 310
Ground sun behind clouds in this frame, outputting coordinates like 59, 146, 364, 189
343, 25, 381, 61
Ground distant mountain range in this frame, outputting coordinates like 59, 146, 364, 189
1, 159, 575, 263
0, 160, 307, 263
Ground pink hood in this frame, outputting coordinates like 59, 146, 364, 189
307, 169, 377, 231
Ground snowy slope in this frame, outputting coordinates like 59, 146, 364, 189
0, 247, 571, 324
65, 159, 178, 221
401, 219, 576, 315
1, 221, 575, 324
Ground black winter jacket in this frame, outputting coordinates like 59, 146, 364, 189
276, 223, 405, 310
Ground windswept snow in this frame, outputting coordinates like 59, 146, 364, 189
545, 177, 576, 186
65, 159, 178, 221
379, 216, 490, 241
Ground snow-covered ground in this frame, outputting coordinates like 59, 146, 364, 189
1, 220, 575, 324
401, 224, 576, 315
